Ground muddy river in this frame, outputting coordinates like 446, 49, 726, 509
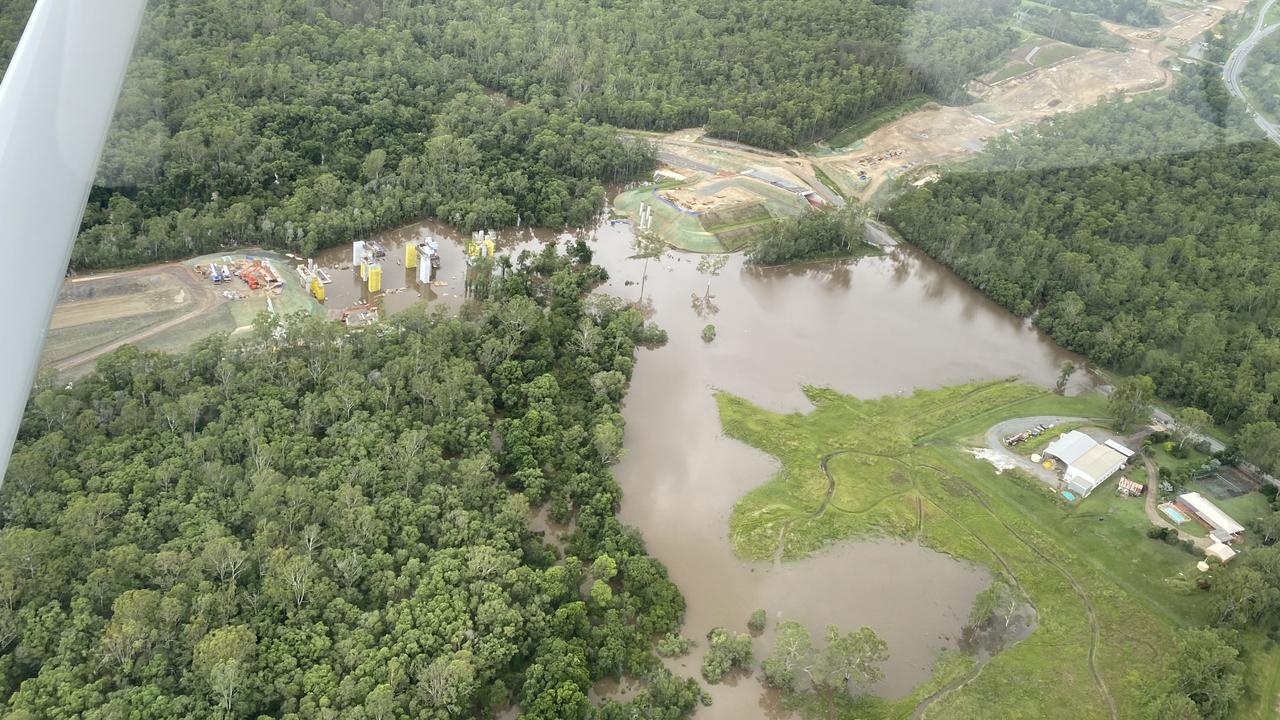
349, 213, 1090, 717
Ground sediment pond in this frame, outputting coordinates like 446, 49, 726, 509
355, 213, 1091, 717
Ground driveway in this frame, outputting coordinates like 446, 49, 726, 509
983, 416, 1091, 488
1140, 453, 1212, 549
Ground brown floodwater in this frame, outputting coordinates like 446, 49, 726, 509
352, 214, 1092, 717
312, 221, 476, 317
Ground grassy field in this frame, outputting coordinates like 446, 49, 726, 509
1148, 442, 1214, 476
988, 42, 1084, 83
1031, 43, 1084, 66
613, 178, 809, 253
716, 380, 1273, 719
812, 165, 849, 201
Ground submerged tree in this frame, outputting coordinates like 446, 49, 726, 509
701, 627, 753, 683
632, 229, 667, 304
696, 254, 731, 301
762, 621, 813, 691
1055, 360, 1077, 395
761, 619, 889, 712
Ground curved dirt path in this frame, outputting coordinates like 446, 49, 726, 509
906, 481, 1036, 720
771, 448, 851, 564
53, 264, 217, 373
780, 445, 1038, 719
1140, 453, 1212, 550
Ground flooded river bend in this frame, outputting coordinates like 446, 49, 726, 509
356, 216, 1089, 717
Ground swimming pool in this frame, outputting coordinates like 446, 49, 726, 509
1162, 506, 1190, 524
1062, 490, 1076, 501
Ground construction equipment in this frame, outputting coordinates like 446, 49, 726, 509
466, 231, 496, 266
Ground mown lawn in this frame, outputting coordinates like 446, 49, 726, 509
716, 380, 1268, 719
989, 60, 1033, 83
1030, 42, 1083, 67
1148, 442, 1214, 477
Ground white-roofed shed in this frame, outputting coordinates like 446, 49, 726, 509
1045, 430, 1131, 497
1044, 431, 1096, 465
1179, 492, 1245, 538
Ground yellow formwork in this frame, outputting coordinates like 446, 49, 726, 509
368, 265, 382, 293
310, 276, 325, 302
405, 243, 417, 269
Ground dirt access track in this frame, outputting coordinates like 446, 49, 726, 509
44, 263, 218, 375
649, 0, 1246, 206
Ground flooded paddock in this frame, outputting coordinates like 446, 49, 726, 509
352, 213, 1090, 716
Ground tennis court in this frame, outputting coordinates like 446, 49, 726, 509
1196, 466, 1259, 501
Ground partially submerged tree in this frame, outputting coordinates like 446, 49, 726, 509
701, 627, 753, 683
1055, 360, 1077, 394
817, 625, 889, 695
632, 229, 667, 304
762, 621, 813, 692
761, 620, 889, 710
696, 253, 731, 301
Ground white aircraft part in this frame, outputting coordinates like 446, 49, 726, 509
0, 0, 147, 483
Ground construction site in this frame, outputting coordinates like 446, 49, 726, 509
628, 0, 1243, 250
42, 252, 322, 376
614, 169, 816, 253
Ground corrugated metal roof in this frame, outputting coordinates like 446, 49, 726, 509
1044, 430, 1096, 465
1071, 445, 1128, 486
1179, 492, 1245, 535
1104, 439, 1135, 457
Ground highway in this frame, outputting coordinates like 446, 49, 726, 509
1224, 0, 1280, 143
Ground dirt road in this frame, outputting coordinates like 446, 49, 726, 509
52, 263, 217, 373
649, 0, 1244, 210
1140, 453, 1213, 550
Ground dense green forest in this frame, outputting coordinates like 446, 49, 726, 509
1017, 6, 1127, 50
1041, 0, 1162, 27
886, 94, 1280, 471
745, 207, 871, 266
0, 247, 702, 718
0, 0, 1019, 270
